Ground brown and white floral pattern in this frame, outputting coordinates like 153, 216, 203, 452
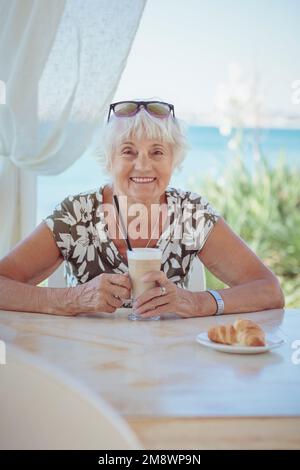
44, 186, 220, 306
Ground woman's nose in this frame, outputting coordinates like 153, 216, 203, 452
134, 154, 152, 171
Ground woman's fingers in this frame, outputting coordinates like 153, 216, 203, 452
110, 283, 131, 300
110, 273, 132, 291
140, 303, 171, 318
134, 286, 167, 309
134, 271, 174, 313
141, 270, 167, 285
108, 294, 124, 308
96, 271, 174, 314
100, 273, 131, 299
105, 303, 117, 313
135, 294, 171, 315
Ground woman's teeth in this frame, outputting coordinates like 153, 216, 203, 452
130, 177, 156, 184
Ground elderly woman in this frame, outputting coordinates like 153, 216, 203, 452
0, 100, 284, 318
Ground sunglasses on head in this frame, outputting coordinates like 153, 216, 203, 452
107, 100, 175, 122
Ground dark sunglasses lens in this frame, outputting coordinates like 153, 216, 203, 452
146, 102, 171, 117
113, 102, 138, 116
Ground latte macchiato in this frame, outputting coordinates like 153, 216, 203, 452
127, 248, 162, 321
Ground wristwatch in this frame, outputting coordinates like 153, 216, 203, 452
206, 289, 225, 315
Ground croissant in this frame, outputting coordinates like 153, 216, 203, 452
208, 323, 237, 345
234, 319, 265, 347
208, 319, 266, 347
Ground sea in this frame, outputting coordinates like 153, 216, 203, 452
37, 126, 300, 222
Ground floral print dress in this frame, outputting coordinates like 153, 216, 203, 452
44, 186, 220, 306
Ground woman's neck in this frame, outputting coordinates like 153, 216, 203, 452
106, 184, 164, 216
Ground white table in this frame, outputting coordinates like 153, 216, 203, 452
0, 307, 299, 449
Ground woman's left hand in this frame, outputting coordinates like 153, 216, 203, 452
133, 270, 200, 318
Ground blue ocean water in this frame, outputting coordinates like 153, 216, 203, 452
37, 126, 300, 222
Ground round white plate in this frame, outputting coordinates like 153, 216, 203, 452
196, 332, 285, 354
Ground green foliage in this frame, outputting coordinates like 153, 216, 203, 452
191, 149, 300, 307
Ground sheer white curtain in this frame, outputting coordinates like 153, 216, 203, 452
0, 0, 146, 258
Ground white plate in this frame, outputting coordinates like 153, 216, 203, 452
196, 332, 285, 354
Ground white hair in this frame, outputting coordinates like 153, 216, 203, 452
93, 101, 190, 175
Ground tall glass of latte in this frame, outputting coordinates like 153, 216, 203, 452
127, 248, 162, 321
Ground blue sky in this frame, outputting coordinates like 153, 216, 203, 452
115, 0, 300, 125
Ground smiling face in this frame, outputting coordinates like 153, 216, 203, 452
110, 136, 174, 204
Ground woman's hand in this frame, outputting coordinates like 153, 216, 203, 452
73, 273, 132, 315
133, 271, 202, 319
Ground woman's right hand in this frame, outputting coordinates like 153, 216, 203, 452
73, 272, 132, 315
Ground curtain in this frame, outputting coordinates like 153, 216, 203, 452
0, 0, 146, 257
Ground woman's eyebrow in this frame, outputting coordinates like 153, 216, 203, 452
121, 141, 135, 146
151, 143, 166, 149
120, 141, 166, 149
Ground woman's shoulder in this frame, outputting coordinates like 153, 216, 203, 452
166, 186, 221, 221
45, 187, 104, 226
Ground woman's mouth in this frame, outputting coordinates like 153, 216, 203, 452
129, 177, 157, 184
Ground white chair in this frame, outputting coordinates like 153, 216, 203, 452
188, 256, 206, 292
47, 262, 66, 288
0, 346, 141, 450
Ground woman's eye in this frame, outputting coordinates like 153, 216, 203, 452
153, 150, 164, 157
122, 149, 134, 155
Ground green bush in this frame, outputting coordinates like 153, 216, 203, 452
191, 150, 300, 307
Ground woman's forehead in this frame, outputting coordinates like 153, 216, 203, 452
118, 137, 170, 147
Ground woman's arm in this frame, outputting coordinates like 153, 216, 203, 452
0, 222, 76, 315
196, 217, 285, 316
0, 275, 77, 315
0, 222, 131, 316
